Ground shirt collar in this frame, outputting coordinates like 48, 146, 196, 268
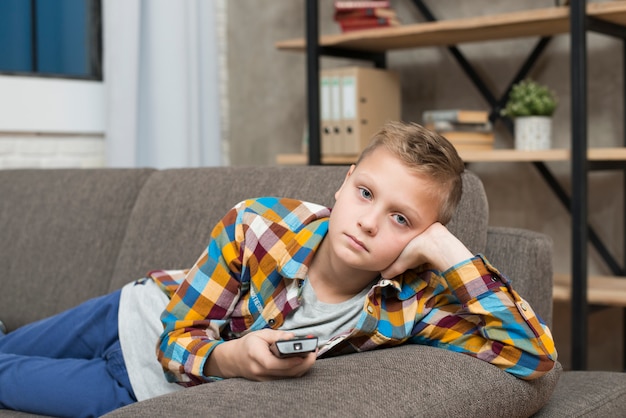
372, 267, 433, 300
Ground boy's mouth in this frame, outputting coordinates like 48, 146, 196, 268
346, 234, 368, 252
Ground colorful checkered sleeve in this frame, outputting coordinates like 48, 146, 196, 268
409, 255, 557, 380
156, 204, 244, 386
154, 197, 331, 386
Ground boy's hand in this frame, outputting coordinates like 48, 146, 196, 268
381, 222, 473, 279
204, 329, 317, 381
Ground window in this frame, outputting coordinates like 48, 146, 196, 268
0, 0, 102, 80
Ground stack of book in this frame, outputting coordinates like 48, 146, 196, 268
422, 109, 494, 151
333, 1, 400, 33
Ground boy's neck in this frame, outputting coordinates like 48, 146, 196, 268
307, 240, 378, 304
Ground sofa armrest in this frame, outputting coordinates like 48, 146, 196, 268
485, 226, 554, 328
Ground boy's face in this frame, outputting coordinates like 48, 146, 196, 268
328, 148, 441, 274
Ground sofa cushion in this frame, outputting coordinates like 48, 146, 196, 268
0, 168, 154, 330
0, 410, 44, 417
534, 370, 626, 417
447, 170, 488, 255
109, 167, 488, 290
103, 345, 561, 418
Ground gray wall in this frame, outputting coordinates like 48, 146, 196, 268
226, 0, 624, 370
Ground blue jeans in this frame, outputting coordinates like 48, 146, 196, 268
0, 290, 137, 417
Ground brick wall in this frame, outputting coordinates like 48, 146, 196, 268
0, 133, 105, 169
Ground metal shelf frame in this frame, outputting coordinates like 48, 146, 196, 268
303, 0, 626, 370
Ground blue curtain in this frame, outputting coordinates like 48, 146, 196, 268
0, 0, 99, 78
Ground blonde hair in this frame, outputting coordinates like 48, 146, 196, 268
356, 121, 465, 224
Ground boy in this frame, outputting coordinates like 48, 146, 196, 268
155, 120, 556, 384
0, 121, 557, 416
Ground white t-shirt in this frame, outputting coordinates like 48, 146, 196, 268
280, 278, 369, 347
118, 279, 182, 401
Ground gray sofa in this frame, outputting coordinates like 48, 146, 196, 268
1, 166, 625, 417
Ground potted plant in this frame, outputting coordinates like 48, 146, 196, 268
501, 79, 558, 150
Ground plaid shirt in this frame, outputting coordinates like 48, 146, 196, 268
153, 197, 557, 386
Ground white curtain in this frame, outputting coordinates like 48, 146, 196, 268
103, 0, 223, 168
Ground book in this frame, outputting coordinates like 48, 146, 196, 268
334, 0, 390, 11
334, 0, 399, 33
424, 120, 493, 133
437, 130, 495, 144
338, 16, 401, 32
450, 142, 494, 152
422, 109, 490, 124
423, 109, 494, 150
437, 130, 495, 152
334, 7, 397, 20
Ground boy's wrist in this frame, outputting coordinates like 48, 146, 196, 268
423, 224, 473, 271
204, 340, 237, 379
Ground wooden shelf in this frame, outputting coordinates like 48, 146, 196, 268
462, 149, 570, 162
464, 147, 626, 162
277, 147, 626, 165
554, 273, 626, 307
587, 147, 626, 161
277, 153, 354, 165
276, 1, 626, 53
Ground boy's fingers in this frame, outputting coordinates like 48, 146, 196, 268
254, 329, 295, 344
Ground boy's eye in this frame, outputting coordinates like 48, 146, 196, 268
393, 214, 408, 226
359, 187, 372, 200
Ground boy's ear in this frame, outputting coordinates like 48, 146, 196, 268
335, 164, 356, 200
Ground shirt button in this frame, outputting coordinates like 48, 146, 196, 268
268, 318, 276, 326
367, 305, 374, 314
491, 275, 498, 282
520, 302, 528, 311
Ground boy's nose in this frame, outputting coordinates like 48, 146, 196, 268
357, 213, 378, 235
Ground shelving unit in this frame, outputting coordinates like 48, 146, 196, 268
276, 1, 626, 370
276, 1, 626, 52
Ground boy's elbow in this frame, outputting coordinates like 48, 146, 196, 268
508, 354, 558, 380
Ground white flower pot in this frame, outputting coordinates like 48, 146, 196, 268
514, 116, 552, 150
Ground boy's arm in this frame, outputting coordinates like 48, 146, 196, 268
157, 205, 245, 386
157, 201, 318, 386
204, 329, 316, 381
383, 222, 557, 380
381, 222, 473, 278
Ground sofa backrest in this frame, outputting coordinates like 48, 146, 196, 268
0, 169, 154, 329
109, 167, 488, 290
0, 167, 488, 330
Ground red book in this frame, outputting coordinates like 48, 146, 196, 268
339, 16, 398, 32
339, 17, 398, 32
334, 7, 397, 21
